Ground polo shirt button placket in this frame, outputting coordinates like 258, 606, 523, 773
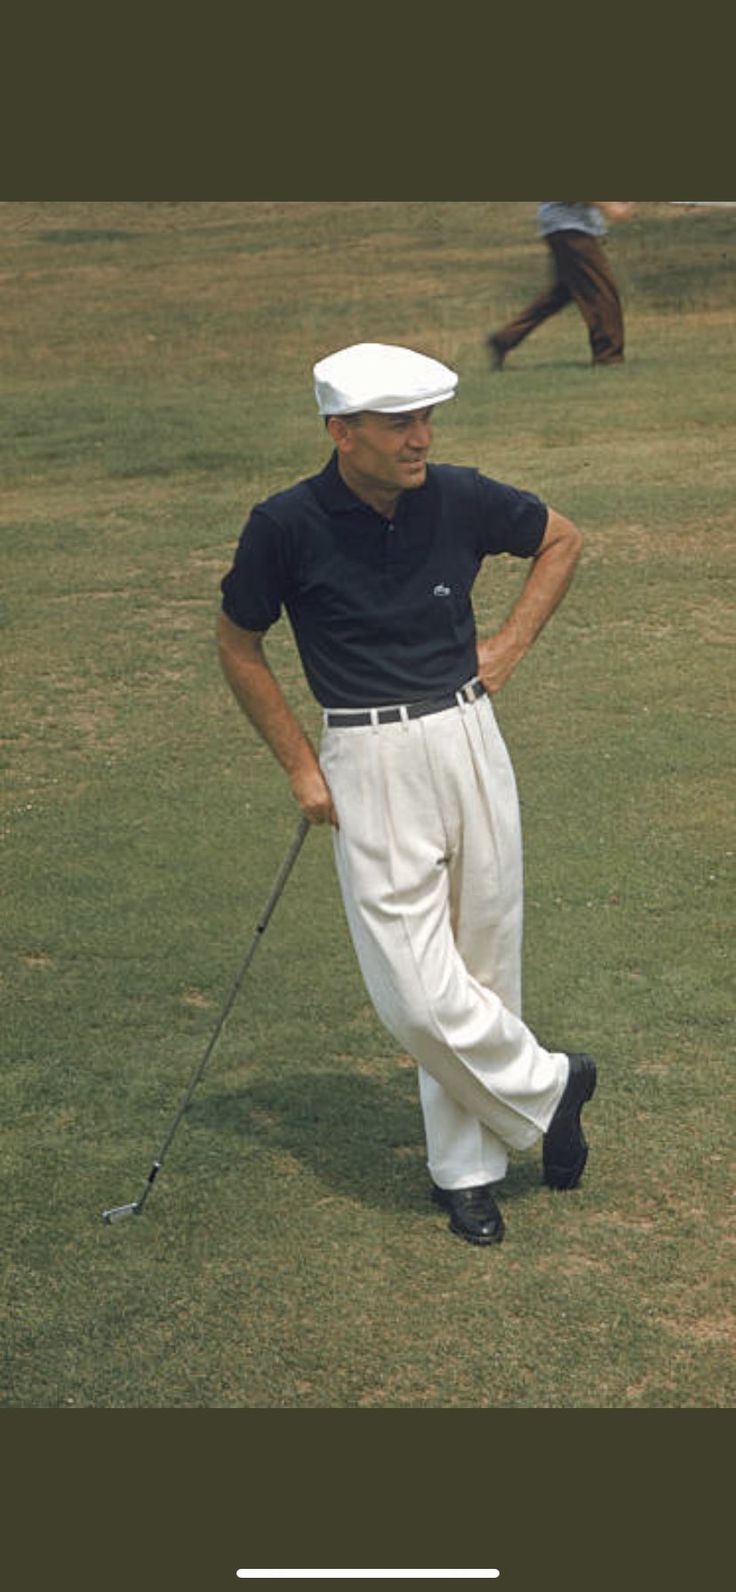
383, 519, 395, 576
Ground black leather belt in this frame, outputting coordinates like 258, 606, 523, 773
325, 679, 486, 728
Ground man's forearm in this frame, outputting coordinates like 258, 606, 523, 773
499, 515, 581, 653
477, 509, 582, 693
217, 617, 315, 778
216, 612, 337, 824
594, 201, 634, 223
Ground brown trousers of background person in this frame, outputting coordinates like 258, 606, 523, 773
494, 229, 625, 364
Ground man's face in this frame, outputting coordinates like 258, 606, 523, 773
331, 407, 435, 504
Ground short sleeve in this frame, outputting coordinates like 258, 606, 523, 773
474, 473, 548, 558
220, 509, 292, 632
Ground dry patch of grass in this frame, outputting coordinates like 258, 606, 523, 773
585, 517, 733, 560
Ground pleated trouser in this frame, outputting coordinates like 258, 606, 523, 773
319, 686, 568, 1188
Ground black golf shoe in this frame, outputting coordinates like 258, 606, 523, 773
431, 1181, 505, 1245
543, 1052, 597, 1190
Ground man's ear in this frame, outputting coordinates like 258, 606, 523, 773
327, 414, 362, 453
326, 415, 349, 450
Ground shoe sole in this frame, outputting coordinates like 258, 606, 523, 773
543, 1058, 597, 1190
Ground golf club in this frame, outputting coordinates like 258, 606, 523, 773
102, 813, 311, 1225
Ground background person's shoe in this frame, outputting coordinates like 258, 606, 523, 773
543, 1053, 597, 1189
486, 334, 506, 371
431, 1181, 505, 1245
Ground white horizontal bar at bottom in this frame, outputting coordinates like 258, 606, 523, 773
236, 1574, 500, 1581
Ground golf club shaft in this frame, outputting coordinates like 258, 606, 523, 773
102, 813, 311, 1223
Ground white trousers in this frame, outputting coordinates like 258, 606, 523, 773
319, 686, 568, 1189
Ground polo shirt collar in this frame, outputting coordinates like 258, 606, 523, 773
312, 450, 432, 520
312, 450, 369, 514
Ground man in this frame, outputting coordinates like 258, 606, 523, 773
217, 342, 596, 1247
488, 202, 634, 369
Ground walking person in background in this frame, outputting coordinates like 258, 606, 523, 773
488, 202, 634, 369
217, 342, 597, 1248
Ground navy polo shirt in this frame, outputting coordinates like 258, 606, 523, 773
220, 451, 548, 708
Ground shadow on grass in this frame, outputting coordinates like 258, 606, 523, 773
190, 1069, 543, 1216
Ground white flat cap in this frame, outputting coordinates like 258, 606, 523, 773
313, 341, 458, 416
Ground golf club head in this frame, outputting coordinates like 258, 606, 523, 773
102, 1202, 140, 1225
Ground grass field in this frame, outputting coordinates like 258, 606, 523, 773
1, 201, 734, 1407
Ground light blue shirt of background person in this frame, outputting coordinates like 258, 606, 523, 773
537, 202, 607, 237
